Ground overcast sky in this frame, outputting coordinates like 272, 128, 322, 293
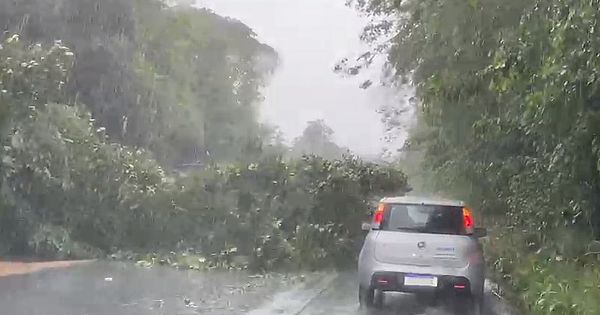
196, 0, 404, 155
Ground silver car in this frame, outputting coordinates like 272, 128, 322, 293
357, 196, 487, 314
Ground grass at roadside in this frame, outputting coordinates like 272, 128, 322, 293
485, 228, 600, 315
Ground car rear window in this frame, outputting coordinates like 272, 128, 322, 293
381, 204, 465, 235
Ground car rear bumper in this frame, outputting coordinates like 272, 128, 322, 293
359, 261, 484, 297
370, 271, 473, 296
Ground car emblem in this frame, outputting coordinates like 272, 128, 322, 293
417, 241, 426, 249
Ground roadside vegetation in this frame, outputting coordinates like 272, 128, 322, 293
351, 0, 600, 314
0, 0, 409, 271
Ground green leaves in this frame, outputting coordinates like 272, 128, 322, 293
361, 0, 600, 238
0, 36, 73, 118
201, 154, 409, 270
0, 0, 278, 166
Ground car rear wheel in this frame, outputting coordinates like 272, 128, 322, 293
359, 286, 384, 309
471, 297, 483, 315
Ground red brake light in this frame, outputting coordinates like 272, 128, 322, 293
377, 279, 389, 285
374, 211, 384, 224
373, 203, 385, 224
463, 207, 474, 234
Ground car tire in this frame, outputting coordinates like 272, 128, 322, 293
471, 297, 483, 315
359, 286, 384, 310
373, 289, 384, 309
358, 285, 372, 309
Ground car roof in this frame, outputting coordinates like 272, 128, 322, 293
380, 195, 465, 207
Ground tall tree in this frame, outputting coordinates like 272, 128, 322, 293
0, 0, 278, 166
291, 120, 349, 159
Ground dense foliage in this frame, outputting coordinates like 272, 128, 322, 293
352, 0, 600, 313
0, 0, 278, 166
0, 1, 409, 271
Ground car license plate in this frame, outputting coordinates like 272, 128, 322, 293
404, 274, 438, 287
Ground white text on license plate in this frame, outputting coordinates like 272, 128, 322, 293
404, 274, 438, 287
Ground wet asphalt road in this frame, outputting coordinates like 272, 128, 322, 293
0, 261, 297, 315
0, 261, 518, 315
249, 272, 519, 315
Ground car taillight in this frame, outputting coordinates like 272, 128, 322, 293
463, 207, 474, 234
373, 203, 385, 227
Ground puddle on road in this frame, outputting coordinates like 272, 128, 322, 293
247, 273, 337, 315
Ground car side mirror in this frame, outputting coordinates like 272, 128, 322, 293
361, 222, 372, 231
473, 227, 487, 238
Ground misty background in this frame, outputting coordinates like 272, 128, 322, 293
196, 0, 413, 159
